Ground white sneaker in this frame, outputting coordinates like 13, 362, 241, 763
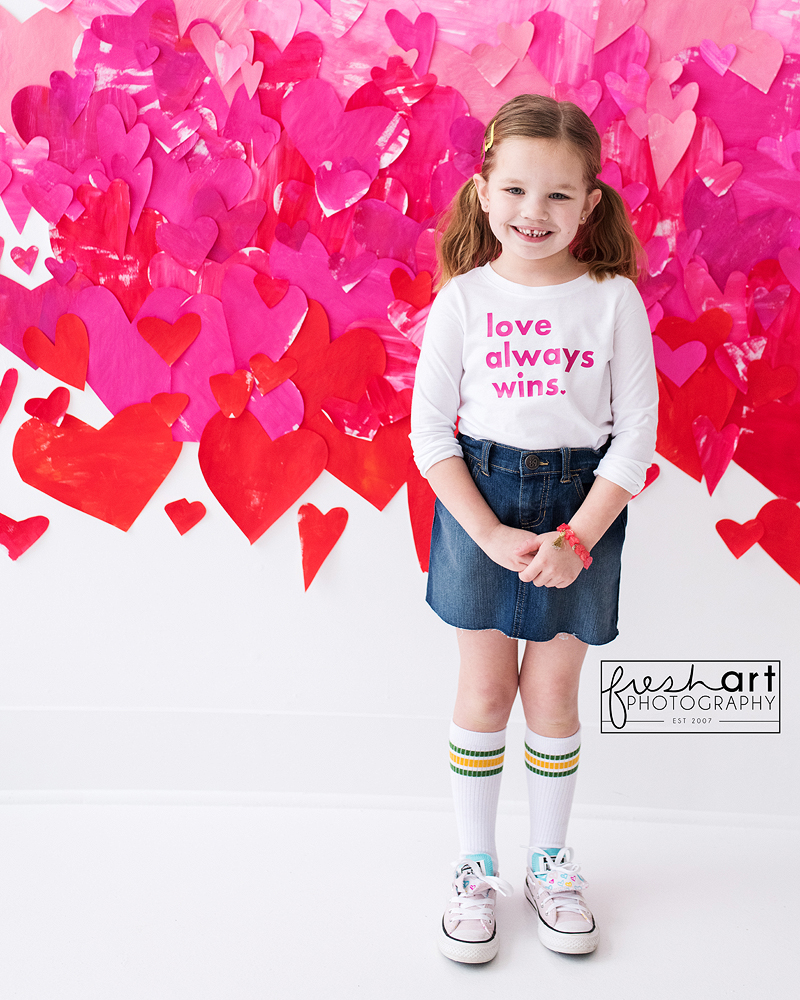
439, 854, 513, 964
525, 847, 599, 954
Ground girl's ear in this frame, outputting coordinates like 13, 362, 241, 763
586, 187, 602, 215
473, 174, 489, 212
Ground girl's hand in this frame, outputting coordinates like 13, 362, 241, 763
514, 531, 584, 588
480, 523, 540, 572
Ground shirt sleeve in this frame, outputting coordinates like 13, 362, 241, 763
409, 282, 466, 477
594, 280, 659, 495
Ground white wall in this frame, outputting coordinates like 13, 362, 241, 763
2, 341, 796, 818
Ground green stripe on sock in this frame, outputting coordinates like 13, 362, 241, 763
525, 762, 579, 777
524, 742, 580, 761
450, 764, 504, 777
449, 742, 505, 757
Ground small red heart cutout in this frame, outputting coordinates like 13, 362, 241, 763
716, 518, 764, 558
0, 368, 19, 425
297, 503, 349, 589
746, 360, 798, 408
390, 269, 432, 309
209, 370, 254, 418
151, 392, 189, 426
137, 313, 202, 366
250, 353, 299, 395
0, 512, 49, 560
24, 386, 71, 424
632, 463, 661, 498
23, 314, 90, 389
253, 273, 289, 308
165, 498, 207, 535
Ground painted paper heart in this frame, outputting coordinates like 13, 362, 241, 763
44, 257, 78, 285
315, 162, 372, 217
156, 217, 218, 270
137, 313, 202, 366
0, 512, 49, 561
405, 456, 436, 573
250, 353, 298, 395
757, 499, 800, 585
11, 246, 38, 274
695, 159, 742, 198
199, 410, 327, 543
210, 370, 255, 418
651, 337, 706, 388
151, 392, 189, 427
594, 0, 646, 52
700, 40, 736, 76
297, 503, 349, 589
692, 416, 739, 495
648, 111, 696, 190
470, 42, 518, 87
752, 285, 790, 330
165, 499, 206, 535
716, 518, 764, 559
23, 314, 89, 390
0, 368, 18, 426
13, 404, 182, 531
384, 9, 436, 75
746, 360, 798, 408
24, 387, 70, 425
390, 269, 432, 310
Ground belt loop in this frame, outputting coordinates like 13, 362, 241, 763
480, 439, 492, 476
560, 446, 571, 483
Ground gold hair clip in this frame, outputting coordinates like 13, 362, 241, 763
483, 120, 495, 154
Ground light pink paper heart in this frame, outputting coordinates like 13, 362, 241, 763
315, 162, 372, 217
719, 5, 784, 95
646, 79, 699, 123
626, 106, 651, 140
753, 285, 791, 329
699, 39, 736, 75
594, 0, 646, 53
497, 21, 534, 59
386, 45, 419, 68
621, 181, 648, 212
245, 0, 301, 51
652, 336, 706, 387
695, 158, 742, 197
215, 40, 248, 85
190, 23, 223, 76
605, 64, 650, 115
779, 247, 800, 293
714, 336, 767, 393
648, 110, 696, 190
653, 60, 682, 85
470, 42, 518, 87
553, 80, 601, 117
692, 416, 739, 495
240, 60, 264, 99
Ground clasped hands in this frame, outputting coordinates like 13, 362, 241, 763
480, 523, 584, 589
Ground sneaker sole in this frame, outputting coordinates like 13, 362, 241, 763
439, 921, 500, 964
524, 882, 599, 955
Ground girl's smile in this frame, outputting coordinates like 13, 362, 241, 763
473, 137, 602, 284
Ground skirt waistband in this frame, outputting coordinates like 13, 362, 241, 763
458, 433, 609, 481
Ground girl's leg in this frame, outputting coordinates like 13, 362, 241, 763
518, 634, 588, 849
449, 629, 518, 867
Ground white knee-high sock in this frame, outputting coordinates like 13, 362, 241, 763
449, 722, 506, 870
525, 726, 581, 850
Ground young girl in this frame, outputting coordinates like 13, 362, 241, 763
410, 95, 658, 964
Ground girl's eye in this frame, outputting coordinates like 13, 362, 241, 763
550, 193, 568, 200
506, 187, 524, 195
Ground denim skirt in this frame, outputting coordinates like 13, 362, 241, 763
426, 434, 627, 644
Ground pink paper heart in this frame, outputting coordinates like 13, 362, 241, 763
779, 247, 800, 293
189, 23, 223, 75
497, 21, 534, 59
753, 285, 791, 330
22, 181, 72, 224
714, 336, 767, 393
605, 64, 650, 115
141, 109, 202, 155
215, 40, 248, 85
328, 250, 378, 291
470, 41, 518, 87
695, 159, 742, 197
245, 0, 301, 51
594, 0, 646, 53
648, 110, 697, 190
156, 217, 219, 270
385, 9, 436, 75
719, 5, 784, 95
653, 61, 682, 85
646, 79, 699, 122
756, 132, 800, 171
134, 40, 160, 69
644, 236, 670, 276
241, 60, 264, 100
96, 105, 150, 175
10, 246, 38, 274
275, 220, 309, 252
191, 189, 266, 263
553, 80, 602, 117
692, 416, 739, 495
44, 257, 78, 285
652, 336, 706, 387
621, 181, 648, 212
49, 69, 94, 126
699, 39, 736, 75
676, 229, 702, 268
315, 162, 372, 217
0, 161, 11, 196
221, 264, 308, 368
683, 265, 749, 343
626, 106, 651, 140
386, 45, 418, 68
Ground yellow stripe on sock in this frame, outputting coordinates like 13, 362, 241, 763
449, 751, 505, 770
525, 750, 580, 772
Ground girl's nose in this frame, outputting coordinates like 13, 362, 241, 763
520, 194, 549, 220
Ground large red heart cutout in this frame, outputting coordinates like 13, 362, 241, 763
137, 313, 202, 366
23, 313, 89, 389
734, 400, 800, 502
0, 368, 18, 425
284, 301, 386, 418
656, 367, 736, 481
0, 511, 49, 560
746, 359, 798, 408
757, 498, 800, 584
297, 502, 349, 589
198, 410, 327, 543
405, 456, 436, 572
12, 404, 182, 531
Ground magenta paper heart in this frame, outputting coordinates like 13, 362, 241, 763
315, 162, 372, 217
275, 220, 309, 252
644, 236, 670, 276
714, 336, 767, 393
692, 416, 739, 495
621, 181, 648, 212
594, 0, 646, 53
221, 264, 308, 368
0, 134, 49, 233
649, 111, 697, 190
96, 105, 150, 176
695, 159, 742, 197
22, 181, 72, 224
156, 217, 219, 270
652, 336, 707, 387
385, 9, 436, 75
44, 257, 78, 285
470, 42, 518, 87
328, 250, 378, 291
646, 79, 699, 122
757, 132, 800, 171
49, 70, 95, 126
753, 285, 791, 329
0, 161, 11, 196
676, 228, 702, 268
191, 188, 266, 263
604, 64, 649, 114
497, 21, 534, 59
699, 40, 736, 76
778, 247, 800, 293
134, 41, 160, 69
141, 109, 201, 154
10, 246, 38, 274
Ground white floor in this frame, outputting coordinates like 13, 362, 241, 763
0, 799, 795, 1000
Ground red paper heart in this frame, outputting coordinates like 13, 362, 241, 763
10, 245, 38, 274
284, 302, 386, 418
12, 404, 182, 531
0, 512, 49, 560
253, 273, 289, 308
24, 386, 70, 424
733, 401, 800, 502
746, 360, 798, 408
656, 367, 736, 482
305, 411, 411, 510
165, 498, 206, 535
297, 502, 349, 589
137, 313, 201, 366
23, 313, 90, 389
757, 498, 800, 584
0, 368, 18, 425
631, 463, 660, 499
406, 457, 436, 572
199, 410, 327, 543
692, 417, 739, 495
390, 269, 432, 309
249, 353, 298, 395
210, 370, 254, 418
716, 518, 764, 558
151, 392, 189, 426
155, 217, 219, 270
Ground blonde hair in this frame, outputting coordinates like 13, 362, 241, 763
436, 94, 642, 286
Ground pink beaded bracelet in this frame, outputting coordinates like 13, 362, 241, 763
553, 523, 593, 569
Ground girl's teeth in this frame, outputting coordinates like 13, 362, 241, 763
518, 227, 548, 237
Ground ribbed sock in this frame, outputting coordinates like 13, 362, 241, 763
525, 726, 581, 850
449, 722, 506, 869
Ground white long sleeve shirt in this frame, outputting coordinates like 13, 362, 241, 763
410, 263, 658, 495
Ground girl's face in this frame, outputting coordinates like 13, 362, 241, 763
473, 137, 602, 283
